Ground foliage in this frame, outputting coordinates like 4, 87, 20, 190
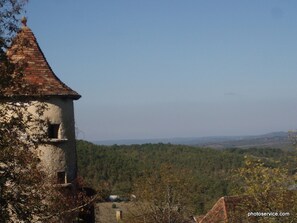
232, 156, 297, 223
0, 2, 95, 222
77, 140, 297, 216
77, 141, 244, 213
0, 1, 48, 222
288, 130, 297, 150
0, 0, 27, 47
126, 164, 195, 223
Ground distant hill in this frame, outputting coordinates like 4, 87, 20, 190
202, 132, 291, 149
92, 131, 293, 149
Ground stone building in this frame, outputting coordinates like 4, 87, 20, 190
4, 17, 81, 186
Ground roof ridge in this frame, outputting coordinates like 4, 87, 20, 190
222, 197, 228, 222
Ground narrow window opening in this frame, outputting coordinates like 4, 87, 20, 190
48, 124, 60, 139
57, 171, 66, 184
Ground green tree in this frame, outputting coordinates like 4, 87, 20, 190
126, 164, 196, 223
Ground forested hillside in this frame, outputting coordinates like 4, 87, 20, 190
77, 140, 296, 214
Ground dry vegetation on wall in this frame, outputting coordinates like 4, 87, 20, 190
0, 1, 47, 222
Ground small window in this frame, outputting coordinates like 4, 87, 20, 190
48, 124, 60, 139
57, 171, 66, 184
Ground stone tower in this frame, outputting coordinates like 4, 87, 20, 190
4, 18, 81, 185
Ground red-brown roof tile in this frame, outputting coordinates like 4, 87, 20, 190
3, 22, 81, 100
198, 196, 248, 223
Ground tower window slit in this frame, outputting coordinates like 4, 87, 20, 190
48, 124, 60, 139
57, 171, 66, 184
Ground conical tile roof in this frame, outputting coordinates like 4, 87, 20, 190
3, 19, 81, 100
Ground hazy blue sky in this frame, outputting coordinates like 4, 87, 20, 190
26, 0, 297, 140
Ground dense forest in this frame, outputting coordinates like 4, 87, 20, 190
77, 140, 296, 214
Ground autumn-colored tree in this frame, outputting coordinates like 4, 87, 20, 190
126, 164, 195, 223
0, 1, 96, 222
232, 156, 297, 223
0, 1, 48, 222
